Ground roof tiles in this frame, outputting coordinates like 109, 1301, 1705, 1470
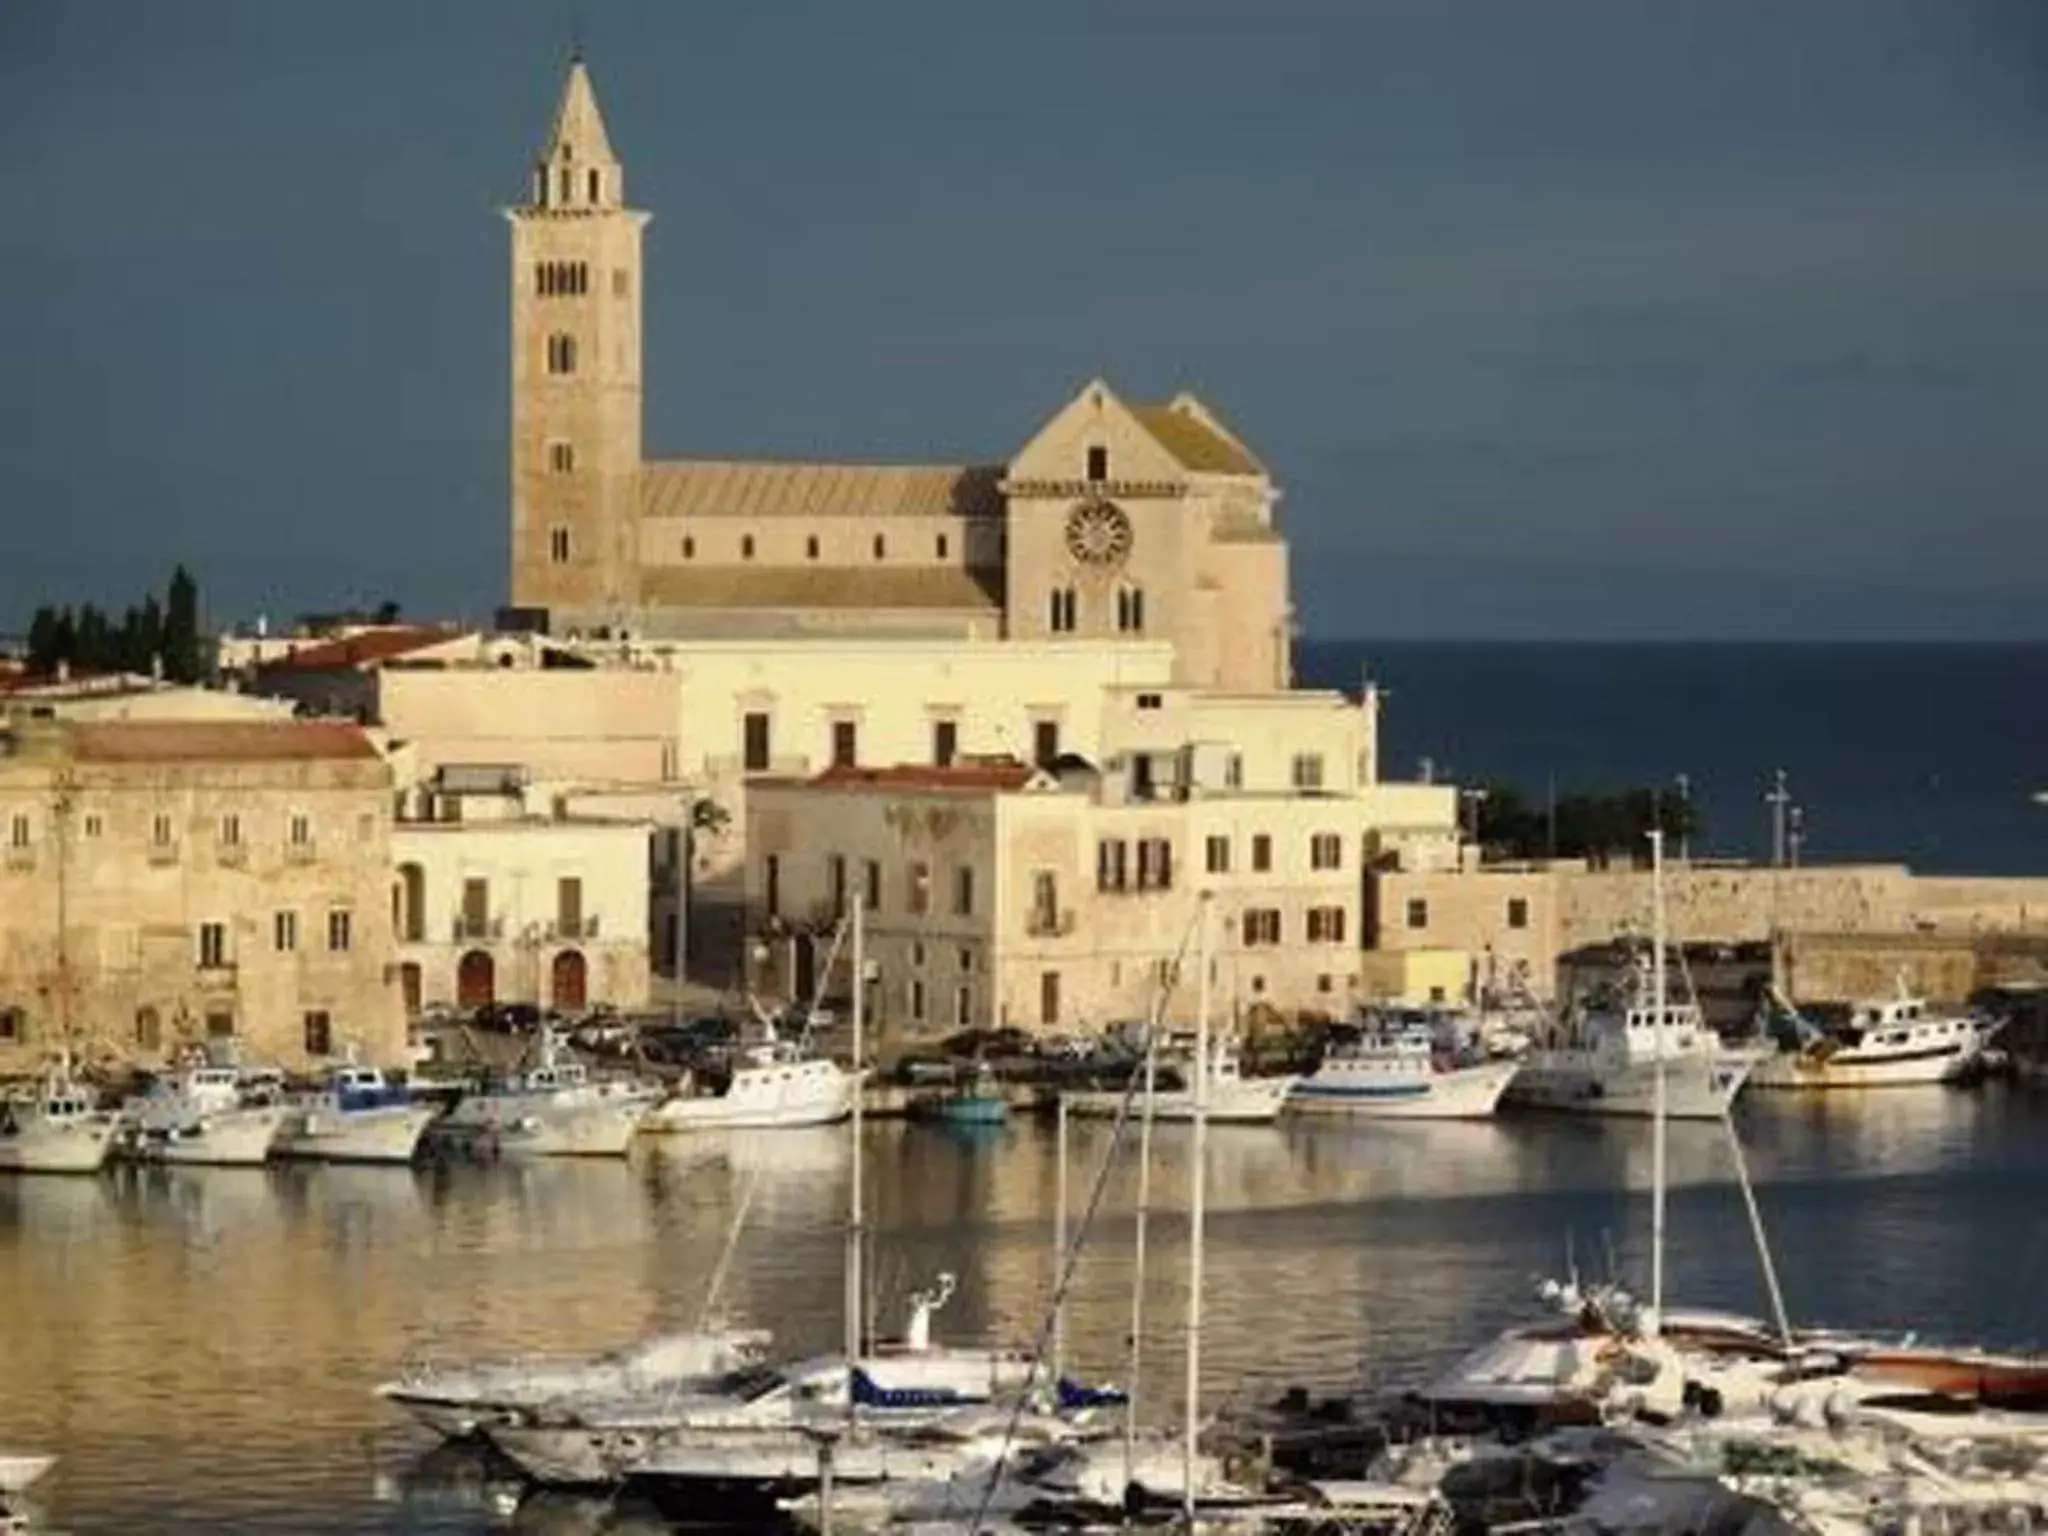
67, 720, 379, 764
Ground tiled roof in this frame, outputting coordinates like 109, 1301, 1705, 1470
638, 566, 1002, 611
256, 626, 456, 673
1130, 404, 1262, 476
68, 720, 379, 763
640, 461, 1004, 520
806, 760, 1038, 794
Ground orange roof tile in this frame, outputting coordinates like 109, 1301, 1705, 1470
258, 626, 455, 672
67, 720, 379, 764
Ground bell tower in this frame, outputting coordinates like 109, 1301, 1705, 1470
507, 53, 648, 629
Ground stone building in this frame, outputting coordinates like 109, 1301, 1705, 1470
391, 767, 652, 1016
0, 720, 405, 1074
506, 58, 1292, 692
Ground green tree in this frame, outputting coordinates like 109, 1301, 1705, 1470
25, 607, 60, 675
162, 565, 202, 683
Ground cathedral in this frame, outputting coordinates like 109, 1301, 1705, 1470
508, 57, 1295, 692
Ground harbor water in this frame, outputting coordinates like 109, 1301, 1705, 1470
2, 1093, 2046, 1532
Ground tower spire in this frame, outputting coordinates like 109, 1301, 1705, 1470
530, 54, 621, 209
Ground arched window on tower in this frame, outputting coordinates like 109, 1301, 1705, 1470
546, 334, 577, 375
1116, 585, 1146, 633
588, 168, 601, 203
872, 534, 887, 560
559, 166, 572, 205
741, 535, 756, 560
1048, 587, 1078, 634
806, 535, 820, 560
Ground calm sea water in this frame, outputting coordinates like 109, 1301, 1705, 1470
1297, 641, 2048, 875
3, 1098, 2048, 1533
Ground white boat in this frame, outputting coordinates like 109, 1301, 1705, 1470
436, 1028, 657, 1157
120, 1062, 290, 1165
1064, 1035, 1296, 1125
274, 1065, 439, 1163
1289, 1024, 1520, 1119
639, 1028, 857, 1132
0, 1456, 52, 1498
1502, 958, 1752, 1120
377, 1326, 772, 1440
0, 1062, 120, 1174
1747, 985, 1987, 1090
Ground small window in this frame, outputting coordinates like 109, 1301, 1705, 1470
133, 1006, 160, 1051
546, 333, 577, 375
1240, 909, 1281, 947
152, 813, 174, 847
806, 535, 820, 560
1307, 906, 1348, 944
7, 815, 28, 849
872, 534, 887, 560
935, 533, 949, 559
909, 979, 927, 1023
741, 534, 756, 560
1032, 719, 1061, 770
1095, 838, 1128, 892
828, 855, 848, 916
743, 711, 772, 773
558, 166, 571, 203
831, 719, 858, 768
588, 167, 601, 202
932, 718, 958, 768
82, 814, 102, 839
549, 527, 571, 563
327, 909, 353, 952
1310, 832, 1342, 871
1086, 446, 1109, 482
289, 813, 311, 847
1048, 587, 1077, 633
198, 922, 228, 969
955, 985, 974, 1028
908, 861, 931, 915
683, 536, 696, 559
1251, 833, 1272, 873
303, 1010, 333, 1057
205, 1011, 235, 1039
1205, 835, 1230, 874
958, 946, 975, 972
274, 911, 298, 953
952, 865, 975, 917
1039, 970, 1062, 1028
1225, 754, 1244, 789
864, 859, 882, 912
549, 441, 575, 474
1405, 898, 1429, 931
0, 1007, 25, 1042
1116, 586, 1145, 633
1507, 896, 1530, 930
1292, 754, 1326, 792
1136, 692, 1163, 711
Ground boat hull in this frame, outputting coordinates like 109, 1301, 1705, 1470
131, 1103, 291, 1166
1749, 1040, 1982, 1090
1288, 1060, 1520, 1120
641, 1078, 855, 1132
1502, 1055, 1749, 1119
1064, 1076, 1297, 1124
276, 1102, 438, 1163
907, 1095, 1009, 1126
0, 1117, 120, 1173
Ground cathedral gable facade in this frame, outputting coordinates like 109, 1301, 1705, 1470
508, 59, 1291, 691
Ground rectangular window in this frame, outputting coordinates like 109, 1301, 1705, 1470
206, 1011, 235, 1039
831, 719, 858, 768
932, 718, 958, 768
1291, 753, 1326, 792
828, 854, 848, 916
198, 921, 228, 969
328, 909, 353, 952
1131, 753, 1155, 799
1240, 909, 1281, 947
956, 985, 974, 1028
557, 877, 584, 935
1039, 970, 1062, 1028
289, 813, 311, 847
1405, 897, 1429, 931
908, 861, 931, 915
1508, 896, 1530, 930
1030, 871, 1059, 934
864, 858, 881, 912
1032, 719, 1061, 770
1310, 833, 1342, 871
1251, 833, 1272, 872
1307, 906, 1348, 944
743, 711, 772, 773
909, 979, 926, 1023
7, 815, 29, 848
303, 1010, 333, 1057
1095, 838, 1128, 892
461, 878, 489, 938
952, 865, 974, 917
273, 910, 297, 953
1136, 692, 1163, 711
1087, 445, 1109, 481
82, 814, 102, 839
152, 812, 174, 847
548, 440, 575, 474
764, 853, 781, 918
1048, 587, 1076, 633
549, 527, 571, 564
0, 1007, 21, 1042
1225, 754, 1244, 790
1204, 835, 1230, 874
958, 946, 975, 972
1135, 837, 1173, 891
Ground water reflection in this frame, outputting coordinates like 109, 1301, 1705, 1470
0, 1091, 2042, 1532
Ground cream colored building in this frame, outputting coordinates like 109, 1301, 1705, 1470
1, 672, 295, 725
0, 720, 405, 1075
506, 58, 1292, 692
392, 768, 652, 1016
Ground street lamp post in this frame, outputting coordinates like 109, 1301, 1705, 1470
1674, 773, 1691, 864
1764, 769, 1792, 868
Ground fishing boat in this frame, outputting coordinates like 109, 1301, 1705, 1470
274, 1064, 440, 1163
377, 1326, 773, 1440
1289, 1023, 1520, 1119
0, 1452, 53, 1536
1501, 954, 1752, 1120
1064, 1033, 1296, 1125
120, 1059, 290, 1165
1746, 984, 1987, 1090
0, 1059, 120, 1174
434, 1026, 657, 1156
639, 1022, 856, 1132
906, 1061, 1009, 1127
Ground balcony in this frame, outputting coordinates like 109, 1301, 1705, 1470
1026, 909, 1076, 938
216, 843, 248, 868
3, 846, 35, 872
451, 916, 505, 942
284, 841, 318, 865
546, 915, 602, 941
146, 842, 181, 866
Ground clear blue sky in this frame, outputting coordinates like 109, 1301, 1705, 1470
5, 0, 2047, 639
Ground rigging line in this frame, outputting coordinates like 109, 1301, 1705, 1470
962, 915, 1203, 1532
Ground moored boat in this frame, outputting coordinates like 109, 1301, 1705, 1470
1747, 985, 1987, 1090
120, 1060, 290, 1166
0, 1061, 120, 1175
433, 1027, 657, 1157
906, 1062, 1010, 1126
1290, 1023, 1520, 1119
639, 1027, 856, 1132
1064, 1034, 1296, 1125
274, 1065, 439, 1163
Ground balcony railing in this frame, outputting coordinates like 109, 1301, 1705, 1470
452, 916, 504, 941
3, 846, 36, 871
1025, 910, 1076, 938
216, 844, 248, 867
546, 915, 601, 941
146, 842, 180, 866
284, 841, 318, 865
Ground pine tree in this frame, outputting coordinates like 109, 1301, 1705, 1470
26, 607, 59, 675
162, 565, 202, 683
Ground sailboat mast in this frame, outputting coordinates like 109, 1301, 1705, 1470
1648, 828, 1669, 1336
1052, 1093, 1069, 1386
1183, 894, 1214, 1523
1124, 1022, 1158, 1486
846, 894, 866, 1375
53, 768, 75, 1072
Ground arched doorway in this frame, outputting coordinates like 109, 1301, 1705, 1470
550, 950, 587, 1012
456, 949, 495, 1008
399, 962, 423, 1017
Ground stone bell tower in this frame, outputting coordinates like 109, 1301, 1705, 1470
507, 54, 649, 630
